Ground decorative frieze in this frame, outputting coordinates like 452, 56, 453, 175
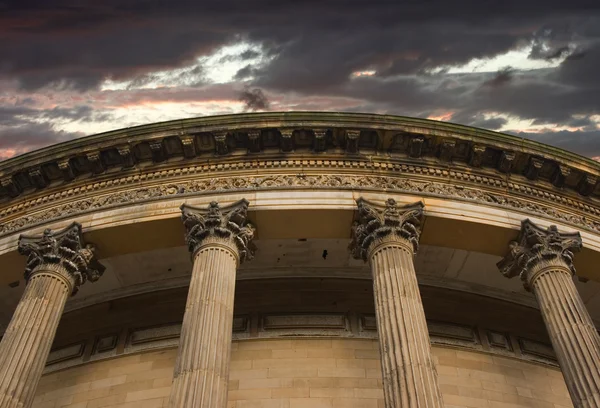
3, 167, 600, 243
0, 113, 598, 215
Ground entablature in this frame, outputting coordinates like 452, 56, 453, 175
0, 112, 599, 204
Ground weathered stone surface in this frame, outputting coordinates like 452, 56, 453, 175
350, 198, 443, 407
349, 197, 423, 261
497, 219, 582, 290
18, 222, 105, 295
499, 219, 600, 408
0, 224, 104, 408
181, 199, 256, 262
168, 200, 257, 408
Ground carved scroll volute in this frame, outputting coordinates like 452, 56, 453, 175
350, 197, 425, 261
180, 199, 257, 263
17, 222, 105, 295
497, 219, 582, 290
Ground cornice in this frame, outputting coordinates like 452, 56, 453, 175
0, 112, 599, 204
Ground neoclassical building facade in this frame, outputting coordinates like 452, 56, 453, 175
0, 112, 598, 408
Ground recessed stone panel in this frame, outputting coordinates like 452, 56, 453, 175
259, 313, 349, 337
126, 323, 182, 353
427, 320, 480, 348
486, 330, 512, 351
518, 337, 557, 364
47, 342, 85, 365
359, 314, 378, 332
263, 313, 347, 330
94, 334, 118, 353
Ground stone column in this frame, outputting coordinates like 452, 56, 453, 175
0, 223, 104, 408
498, 219, 600, 408
168, 200, 256, 408
350, 198, 444, 407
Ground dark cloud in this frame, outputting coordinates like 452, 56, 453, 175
1, 0, 598, 91
240, 49, 260, 60
483, 67, 514, 88
238, 87, 270, 111
0, 104, 107, 158
511, 128, 600, 157
0, 0, 600, 158
450, 112, 508, 130
0, 121, 82, 159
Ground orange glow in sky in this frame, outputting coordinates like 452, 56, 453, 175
427, 112, 454, 122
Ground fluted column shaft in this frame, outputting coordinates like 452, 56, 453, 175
369, 236, 444, 407
168, 239, 238, 408
528, 261, 600, 408
169, 199, 255, 408
0, 267, 72, 408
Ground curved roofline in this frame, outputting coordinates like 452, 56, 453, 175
2, 111, 599, 171
0, 110, 599, 203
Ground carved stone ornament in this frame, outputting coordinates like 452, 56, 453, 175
350, 197, 424, 261
497, 219, 582, 289
17, 222, 105, 295
180, 199, 256, 262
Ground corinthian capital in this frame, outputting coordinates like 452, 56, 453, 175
181, 199, 256, 262
18, 222, 105, 295
497, 219, 582, 289
350, 197, 424, 261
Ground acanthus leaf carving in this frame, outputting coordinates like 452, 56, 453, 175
17, 222, 105, 295
350, 197, 424, 261
180, 199, 256, 262
0, 171, 599, 239
497, 219, 582, 290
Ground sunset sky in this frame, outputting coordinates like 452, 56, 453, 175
1, 1, 600, 160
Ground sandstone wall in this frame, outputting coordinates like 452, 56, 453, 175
33, 339, 572, 408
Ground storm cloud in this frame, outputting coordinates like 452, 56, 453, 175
1, 0, 600, 158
